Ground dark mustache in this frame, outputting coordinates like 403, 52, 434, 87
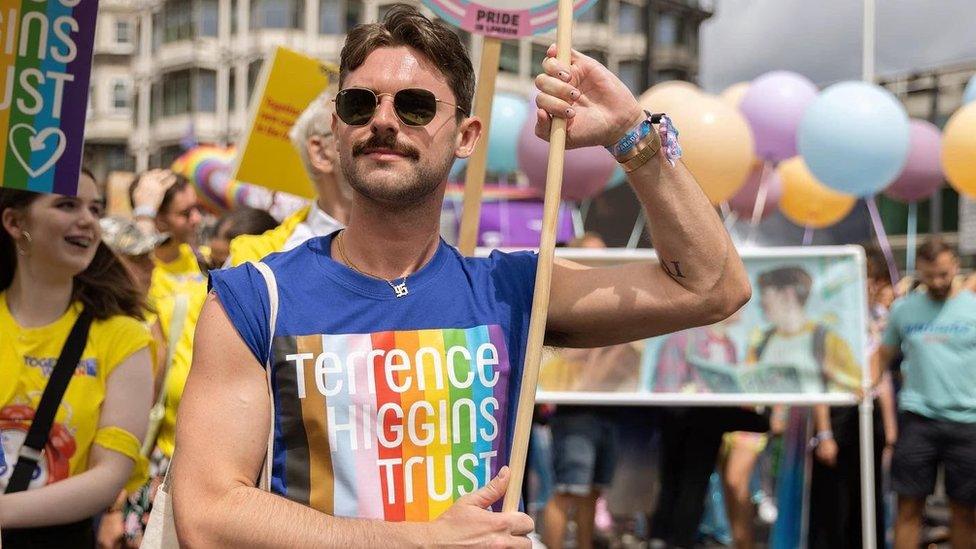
352, 134, 420, 161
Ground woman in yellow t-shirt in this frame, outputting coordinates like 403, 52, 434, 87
0, 172, 153, 548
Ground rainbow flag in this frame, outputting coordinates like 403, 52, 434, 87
271, 324, 512, 521
0, 0, 97, 195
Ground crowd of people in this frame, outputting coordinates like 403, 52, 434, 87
0, 4, 973, 549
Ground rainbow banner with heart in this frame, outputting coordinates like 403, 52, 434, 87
0, 0, 97, 195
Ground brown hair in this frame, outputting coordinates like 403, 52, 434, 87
757, 266, 813, 305
339, 4, 475, 118
863, 243, 891, 285
0, 187, 146, 321
916, 237, 955, 264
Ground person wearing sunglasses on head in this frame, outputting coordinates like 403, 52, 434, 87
227, 91, 353, 267
171, 4, 750, 547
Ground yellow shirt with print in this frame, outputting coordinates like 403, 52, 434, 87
745, 321, 861, 393
148, 243, 208, 458
0, 294, 151, 491
228, 206, 310, 267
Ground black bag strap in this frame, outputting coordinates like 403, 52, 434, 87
5, 309, 94, 494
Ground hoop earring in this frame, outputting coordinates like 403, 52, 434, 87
16, 231, 32, 255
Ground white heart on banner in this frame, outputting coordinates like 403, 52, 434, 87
9, 124, 67, 178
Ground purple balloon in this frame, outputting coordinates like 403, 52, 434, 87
739, 71, 818, 162
883, 119, 943, 203
728, 163, 783, 221
517, 100, 617, 201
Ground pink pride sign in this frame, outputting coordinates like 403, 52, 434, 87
423, 0, 597, 38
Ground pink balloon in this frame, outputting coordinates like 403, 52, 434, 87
728, 163, 783, 220
883, 119, 943, 203
739, 71, 818, 162
517, 104, 617, 201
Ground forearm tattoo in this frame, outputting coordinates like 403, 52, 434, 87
661, 259, 686, 280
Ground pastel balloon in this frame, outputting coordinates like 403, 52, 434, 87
607, 165, 627, 190
666, 93, 754, 204
517, 110, 617, 201
639, 80, 702, 113
739, 71, 818, 162
778, 156, 857, 229
884, 119, 943, 203
449, 157, 468, 182
719, 82, 750, 107
486, 93, 530, 174
728, 162, 783, 221
964, 74, 976, 105
798, 81, 910, 197
942, 102, 976, 199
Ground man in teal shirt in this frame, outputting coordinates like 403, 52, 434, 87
877, 238, 976, 549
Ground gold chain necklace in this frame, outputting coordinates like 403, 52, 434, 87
335, 231, 411, 298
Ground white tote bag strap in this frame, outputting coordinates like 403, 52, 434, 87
142, 261, 281, 548
250, 260, 279, 490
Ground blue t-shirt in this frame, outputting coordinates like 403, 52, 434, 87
210, 232, 538, 521
883, 289, 976, 423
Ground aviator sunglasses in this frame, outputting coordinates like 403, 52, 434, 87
334, 87, 465, 127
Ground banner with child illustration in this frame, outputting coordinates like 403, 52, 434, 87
538, 246, 868, 400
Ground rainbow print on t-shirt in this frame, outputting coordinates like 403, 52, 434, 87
270, 324, 512, 521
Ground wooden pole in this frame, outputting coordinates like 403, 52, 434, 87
457, 38, 502, 256
501, 0, 573, 513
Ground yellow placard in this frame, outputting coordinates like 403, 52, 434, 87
233, 47, 336, 198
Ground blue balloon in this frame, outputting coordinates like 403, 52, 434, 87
607, 165, 627, 189
486, 93, 530, 175
797, 81, 909, 197
964, 74, 976, 106
449, 157, 467, 181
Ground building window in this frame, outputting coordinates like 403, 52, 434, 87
160, 145, 184, 168
655, 69, 688, 83
618, 1, 641, 34
162, 0, 193, 42
196, 70, 217, 112
530, 43, 548, 78
112, 80, 131, 111
499, 42, 519, 74
655, 12, 679, 46
346, 0, 363, 30
198, 0, 219, 37
319, 0, 342, 33
163, 70, 192, 116
618, 59, 641, 94
106, 146, 135, 173
576, 0, 606, 23
229, 70, 236, 111
116, 20, 133, 45
251, 0, 303, 29
247, 58, 265, 103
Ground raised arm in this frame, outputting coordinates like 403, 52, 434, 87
0, 348, 152, 528
533, 46, 750, 348
172, 294, 533, 547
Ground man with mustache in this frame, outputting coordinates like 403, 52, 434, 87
170, 5, 750, 546
877, 238, 976, 549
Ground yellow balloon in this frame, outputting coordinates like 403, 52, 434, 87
665, 94, 755, 204
942, 102, 976, 198
720, 82, 751, 108
639, 80, 702, 113
778, 157, 857, 228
